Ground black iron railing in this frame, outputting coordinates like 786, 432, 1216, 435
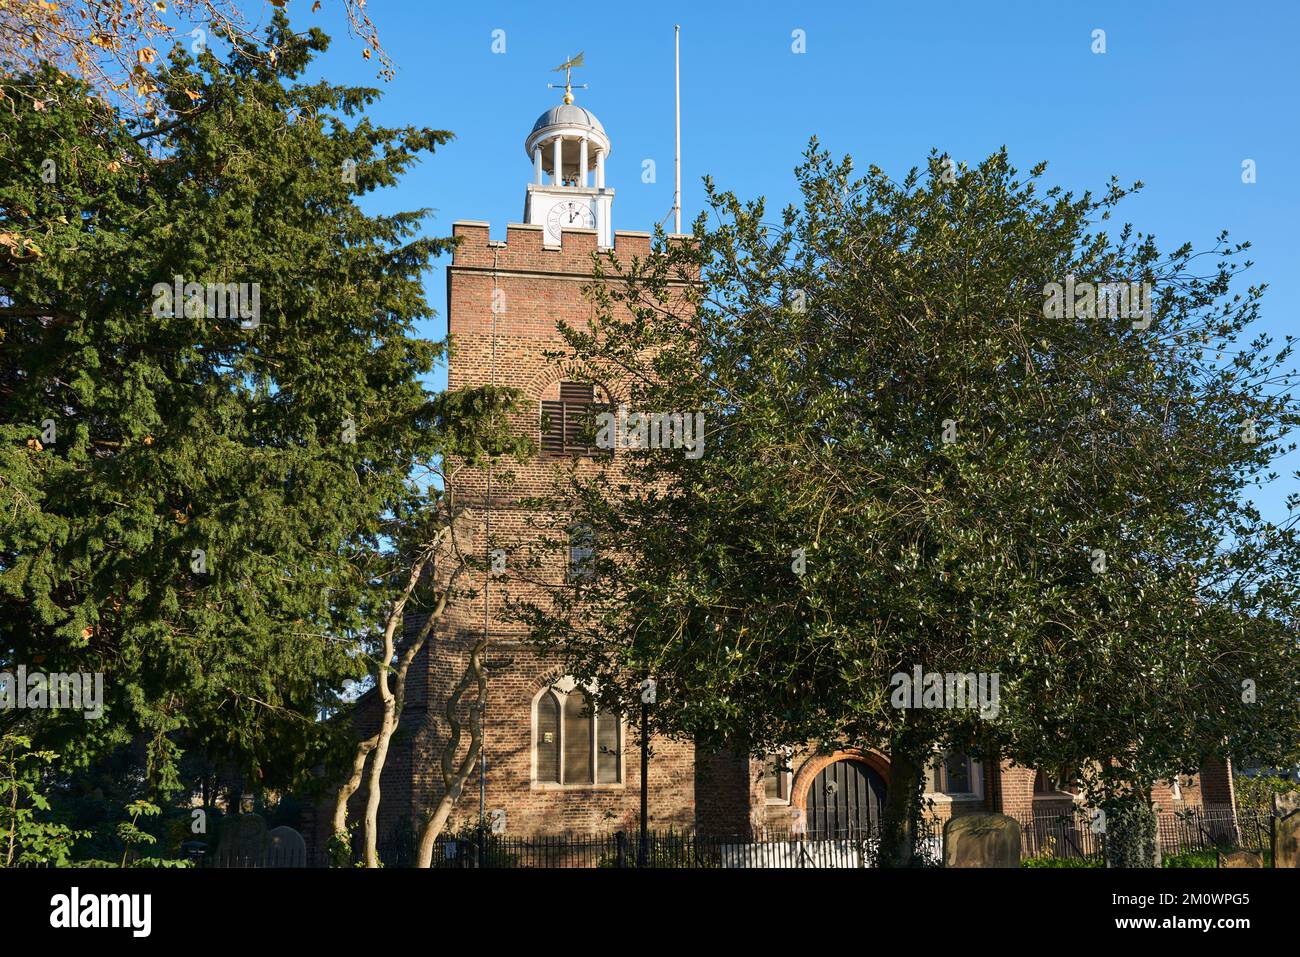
200, 805, 1268, 868
1019, 805, 1268, 863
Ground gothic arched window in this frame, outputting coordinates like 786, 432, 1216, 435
533, 680, 622, 786
536, 691, 561, 784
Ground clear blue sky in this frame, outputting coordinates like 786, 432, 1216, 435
292, 0, 1298, 521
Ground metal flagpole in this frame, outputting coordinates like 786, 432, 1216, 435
674, 25, 682, 235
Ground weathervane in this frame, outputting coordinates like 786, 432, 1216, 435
549, 52, 587, 105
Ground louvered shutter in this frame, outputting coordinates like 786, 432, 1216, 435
564, 402, 587, 450
561, 383, 594, 451
540, 400, 565, 455
542, 383, 609, 456
559, 382, 596, 403
590, 401, 612, 455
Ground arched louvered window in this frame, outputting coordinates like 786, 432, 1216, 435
540, 382, 610, 457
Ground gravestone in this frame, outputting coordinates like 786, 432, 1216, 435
214, 813, 269, 868
1273, 793, 1300, 868
789, 807, 806, 837
943, 812, 1021, 868
266, 825, 307, 867
1217, 849, 1262, 868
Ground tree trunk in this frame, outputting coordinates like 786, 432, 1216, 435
879, 748, 925, 867
414, 634, 487, 868
414, 743, 479, 868
358, 562, 456, 866
332, 733, 377, 839
331, 536, 459, 867
361, 701, 395, 867
329, 733, 377, 865
878, 723, 932, 868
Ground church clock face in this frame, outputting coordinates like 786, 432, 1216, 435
546, 200, 595, 240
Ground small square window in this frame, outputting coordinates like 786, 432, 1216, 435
928, 751, 981, 797
765, 751, 792, 804
568, 525, 596, 581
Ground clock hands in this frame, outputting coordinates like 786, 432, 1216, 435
549, 203, 592, 235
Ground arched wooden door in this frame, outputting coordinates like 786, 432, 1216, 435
805, 759, 886, 837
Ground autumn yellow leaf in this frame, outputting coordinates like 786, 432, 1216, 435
0, 233, 42, 258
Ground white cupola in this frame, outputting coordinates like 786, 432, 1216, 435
523, 56, 614, 248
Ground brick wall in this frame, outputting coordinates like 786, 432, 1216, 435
407, 629, 697, 838
1196, 755, 1235, 809
995, 761, 1037, 820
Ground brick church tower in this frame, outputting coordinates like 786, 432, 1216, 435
324, 76, 765, 850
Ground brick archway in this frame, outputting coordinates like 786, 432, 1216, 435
790, 748, 892, 812
523, 360, 616, 405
